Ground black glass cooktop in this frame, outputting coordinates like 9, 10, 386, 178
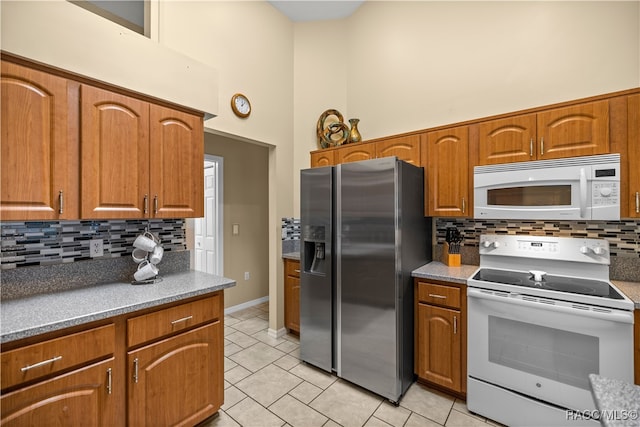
472, 268, 625, 300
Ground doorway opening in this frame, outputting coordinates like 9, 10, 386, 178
194, 155, 224, 275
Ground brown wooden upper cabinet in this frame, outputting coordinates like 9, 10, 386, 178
310, 134, 421, 167
1, 60, 79, 221
0, 57, 205, 221
423, 127, 470, 217
477, 100, 610, 165
81, 86, 204, 219
627, 94, 640, 218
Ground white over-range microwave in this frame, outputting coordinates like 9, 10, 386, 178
474, 154, 620, 220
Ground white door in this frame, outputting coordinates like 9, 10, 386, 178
194, 156, 223, 275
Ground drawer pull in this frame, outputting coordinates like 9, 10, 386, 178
133, 358, 139, 383
20, 355, 62, 372
294, 269, 301, 273
428, 294, 447, 299
107, 368, 112, 394
58, 191, 64, 214
171, 315, 193, 325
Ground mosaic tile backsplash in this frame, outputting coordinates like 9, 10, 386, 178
281, 217, 300, 254
0, 219, 186, 270
434, 218, 640, 258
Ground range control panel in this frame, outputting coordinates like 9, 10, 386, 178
479, 234, 610, 265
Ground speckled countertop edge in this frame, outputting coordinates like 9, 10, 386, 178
589, 374, 640, 427
411, 261, 479, 285
612, 281, 640, 309
1, 270, 236, 344
282, 252, 300, 261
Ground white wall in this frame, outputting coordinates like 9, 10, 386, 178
0, 0, 219, 116
291, 1, 640, 216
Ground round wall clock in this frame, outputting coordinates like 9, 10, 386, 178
231, 93, 251, 118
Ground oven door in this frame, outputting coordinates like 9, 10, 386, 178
467, 287, 634, 412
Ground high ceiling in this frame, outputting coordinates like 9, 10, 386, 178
268, 1, 365, 22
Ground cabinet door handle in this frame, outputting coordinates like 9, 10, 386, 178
21, 355, 62, 372
154, 195, 158, 215
540, 137, 544, 156
143, 194, 149, 214
454, 316, 458, 334
58, 191, 64, 214
529, 138, 534, 157
428, 294, 447, 299
462, 197, 466, 214
294, 269, 301, 273
171, 315, 193, 325
636, 191, 639, 214
107, 367, 112, 394
133, 358, 139, 383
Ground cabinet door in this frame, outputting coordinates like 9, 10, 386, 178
627, 94, 640, 218
334, 143, 375, 164
1, 359, 117, 427
149, 105, 204, 218
128, 322, 222, 427
477, 114, 536, 165
375, 134, 421, 165
417, 303, 461, 393
285, 275, 300, 333
537, 100, 609, 160
310, 150, 335, 168
1, 60, 78, 220
425, 126, 470, 217
81, 85, 149, 219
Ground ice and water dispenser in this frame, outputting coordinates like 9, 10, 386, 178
302, 225, 327, 275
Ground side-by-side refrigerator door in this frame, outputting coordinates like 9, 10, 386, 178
300, 166, 333, 373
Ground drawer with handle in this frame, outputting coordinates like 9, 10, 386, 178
127, 293, 221, 347
417, 282, 461, 309
285, 259, 300, 278
1, 324, 115, 390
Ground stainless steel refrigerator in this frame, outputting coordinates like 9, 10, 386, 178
300, 157, 431, 403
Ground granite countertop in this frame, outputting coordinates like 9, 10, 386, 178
589, 374, 640, 426
1, 270, 236, 344
612, 281, 640, 309
282, 252, 300, 261
412, 261, 479, 285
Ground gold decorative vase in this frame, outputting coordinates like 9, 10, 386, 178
348, 118, 362, 143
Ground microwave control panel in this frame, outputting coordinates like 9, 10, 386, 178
592, 182, 619, 205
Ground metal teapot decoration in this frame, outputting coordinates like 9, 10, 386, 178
316, 109, 361, 149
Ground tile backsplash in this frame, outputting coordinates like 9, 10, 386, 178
435, 218, 640, 258
281, 217, 300, 254
1, 219, 186, 270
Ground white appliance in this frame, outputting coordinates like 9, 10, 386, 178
467, 234, 634, 427
474, 154, 620, 220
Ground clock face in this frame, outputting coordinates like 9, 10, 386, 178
232, 94, 251, 117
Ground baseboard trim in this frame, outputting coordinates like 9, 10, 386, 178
224, 296, 269, 315
268, 328, 287, 339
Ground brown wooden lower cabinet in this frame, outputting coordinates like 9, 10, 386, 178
284, 259, 301, 334
128, 322, 222, 426
415, 279, 467, 397
0, 291, 224, 426
1, 359, 116, 427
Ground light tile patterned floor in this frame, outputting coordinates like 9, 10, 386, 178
201, 302, 501, 427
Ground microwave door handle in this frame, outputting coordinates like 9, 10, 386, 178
579, 168, 588, 218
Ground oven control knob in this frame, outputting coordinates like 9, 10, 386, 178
483, 241, 491, 248
493, 241, 501, 248
593, 246, 607, 256
580, 246, 592, 254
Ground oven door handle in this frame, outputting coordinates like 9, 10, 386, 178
468, 288, 634, 324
